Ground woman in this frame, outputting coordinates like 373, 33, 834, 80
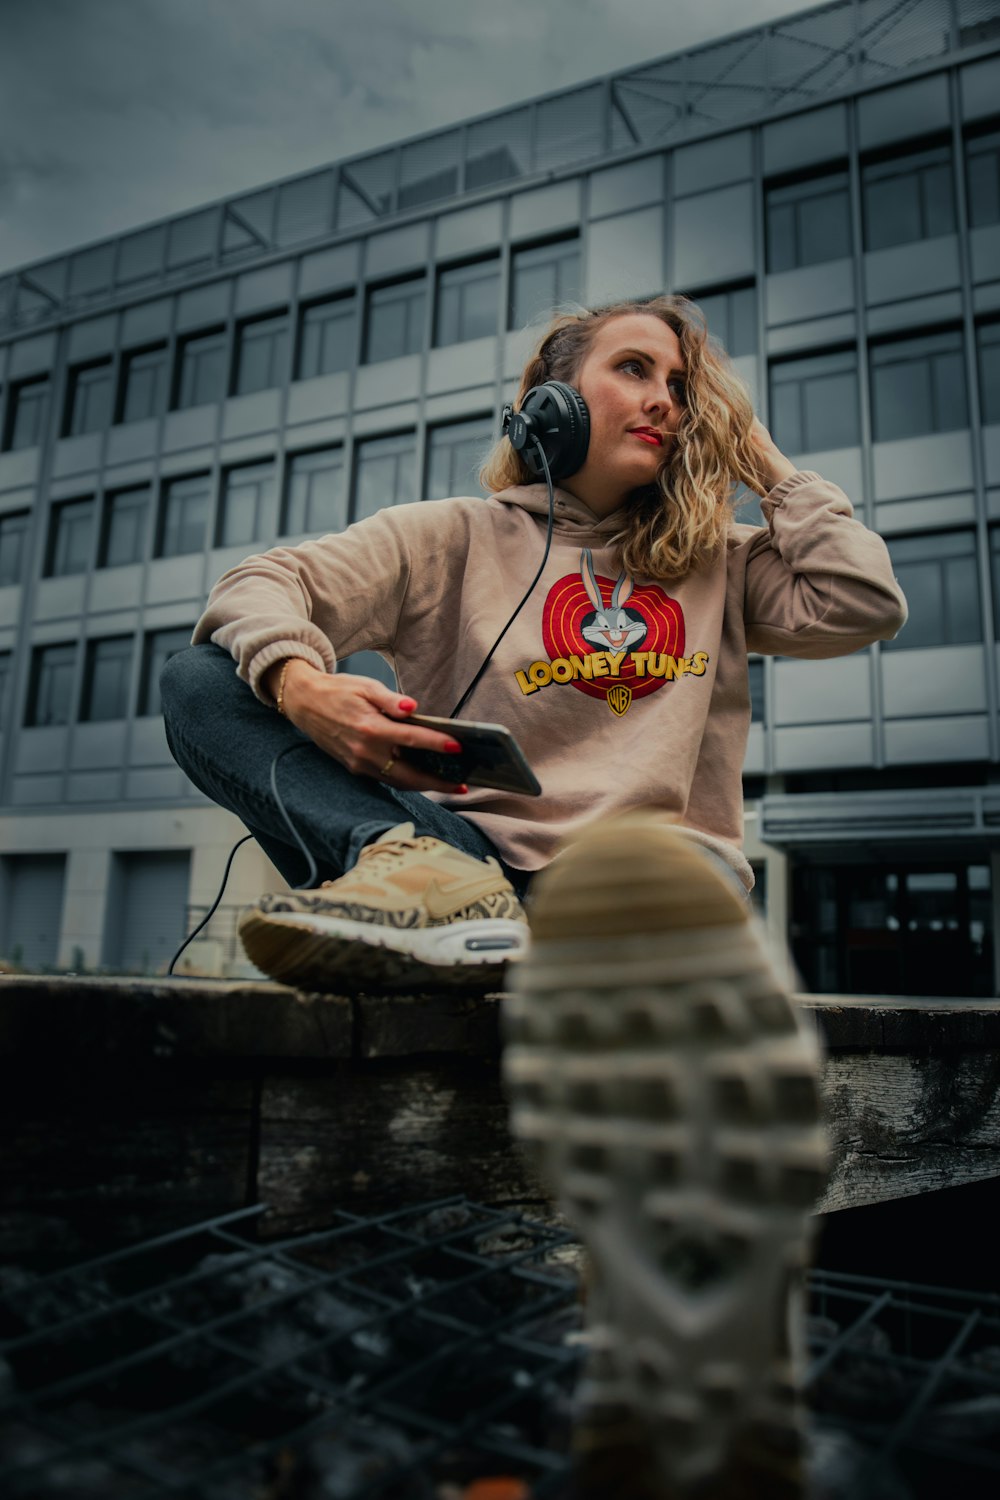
162, 294, 907, 1496
161, 294, 907, 992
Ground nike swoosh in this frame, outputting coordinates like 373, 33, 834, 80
424, 871, 508, 921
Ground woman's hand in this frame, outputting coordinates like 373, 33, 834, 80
747, 418, 798, 495
266, 659, 468, 794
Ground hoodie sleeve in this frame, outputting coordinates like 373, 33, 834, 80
192, 507, 417, 702
742, 470, 908, 658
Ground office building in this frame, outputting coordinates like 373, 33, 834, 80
1, 0, 999, 992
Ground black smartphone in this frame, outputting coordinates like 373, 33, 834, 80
400, 713, 541, 796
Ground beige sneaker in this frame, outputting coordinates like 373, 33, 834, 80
238, 822, 529, 991
502, 815, 827, 1499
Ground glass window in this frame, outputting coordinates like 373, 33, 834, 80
82, 635, 133, 722
119, 344, 168, 424
26, 643, 76, 727
987, 527, 1000, 637
141, 626, 193, 717
978, 320, 1000, 426
353, 432, 417, 523
425, 416, 494, 500
0, 510, 29, 586
863, 144, 956, 252
0, 651, 10, 724
217, 460, 276, 547
748, 658, 764, 722
884, 530, 980, 651
691, 285, 756, 358
434, 257, 501, 346
769, 350, 860, 454
967, 127, 1000, 229
233, 312, 289, 396
46, 497, 95, 577
174, 327, 227, 409
4, 376, 50, 450
282, 448, 346, 535
870, 329, 968, 442
64, 360, 113, 437
364, 277, 427, 363
99, 485, 150, 568
297, 296, 356, 379
158, 473, 210, 558
765, 171, 851, 273
509, 235, 581, 329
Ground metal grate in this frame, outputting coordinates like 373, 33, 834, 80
3, 1200, 1000, 1497
0, 1199, 581, 1499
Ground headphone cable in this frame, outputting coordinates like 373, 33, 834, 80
450, 437, 555, 718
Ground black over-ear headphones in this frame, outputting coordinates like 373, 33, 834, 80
501, 380, 590, 482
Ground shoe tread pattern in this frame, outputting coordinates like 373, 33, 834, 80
501, 818, 824, 1498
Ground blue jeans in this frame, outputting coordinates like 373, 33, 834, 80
160, 643, 534, 898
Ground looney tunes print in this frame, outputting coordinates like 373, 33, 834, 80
514, 549, 710, 716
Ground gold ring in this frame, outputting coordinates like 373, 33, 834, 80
380, 755, 396, 776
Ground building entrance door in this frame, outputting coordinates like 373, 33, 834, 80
791, 860, 993, 998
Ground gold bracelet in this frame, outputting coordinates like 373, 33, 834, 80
275, 658, 292, 717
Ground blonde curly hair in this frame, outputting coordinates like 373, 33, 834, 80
479, 294, 761, 581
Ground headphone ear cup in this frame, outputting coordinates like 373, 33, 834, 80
512, 380, 591, 482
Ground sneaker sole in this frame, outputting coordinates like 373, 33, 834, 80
501, 818, 826, 1496
239, 910, 529, 992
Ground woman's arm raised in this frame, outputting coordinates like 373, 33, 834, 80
739, 420, 908, 659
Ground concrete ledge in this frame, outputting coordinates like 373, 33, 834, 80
6, 975, 1000, 1059
2, 977, 999, 1255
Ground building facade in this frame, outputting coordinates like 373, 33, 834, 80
1, 0, 999, 991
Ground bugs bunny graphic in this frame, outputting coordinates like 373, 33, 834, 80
579, 548, 648, 654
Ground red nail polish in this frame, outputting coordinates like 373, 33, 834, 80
445, 739, 462, 753
399, 697, 416, 712
455, 784, 468, 794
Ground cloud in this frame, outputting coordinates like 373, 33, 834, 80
0, 0, 814, 272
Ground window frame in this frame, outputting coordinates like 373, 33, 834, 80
81, 634, 135, 722
768, 347, 861, 455
869, 327, 969, 443
508, 233, 581, 331
362, 276, 428, 364
3, 374, 51, 451
45, 496, 96, 578
117, 343, 169, 425
687, 284, 757, 359
216, 459, 277, 548
157, 472, 211, 558
295, 294, 357, 380
231, 310, 290, 397
140, 626, 194, 717
25, 642, 77, 728
764, 167, 852, 274
884, 528, 982, 652
0, 509, 30, 587
282, 446, 347, 536
433, 255, 501, 347
99, 485, 151, 569
424, 415, 494, 501
351, 430, 418, 524
861, 140, 956, 252
966, 124, 1000, 230
63, 359, 114, 438
173, 326, 228, 410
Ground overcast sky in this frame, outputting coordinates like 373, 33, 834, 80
2, 0, 817, 274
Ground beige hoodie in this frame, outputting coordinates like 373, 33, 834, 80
194, 471, 907, 888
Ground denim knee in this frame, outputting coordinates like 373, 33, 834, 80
160, 642, 233, 728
